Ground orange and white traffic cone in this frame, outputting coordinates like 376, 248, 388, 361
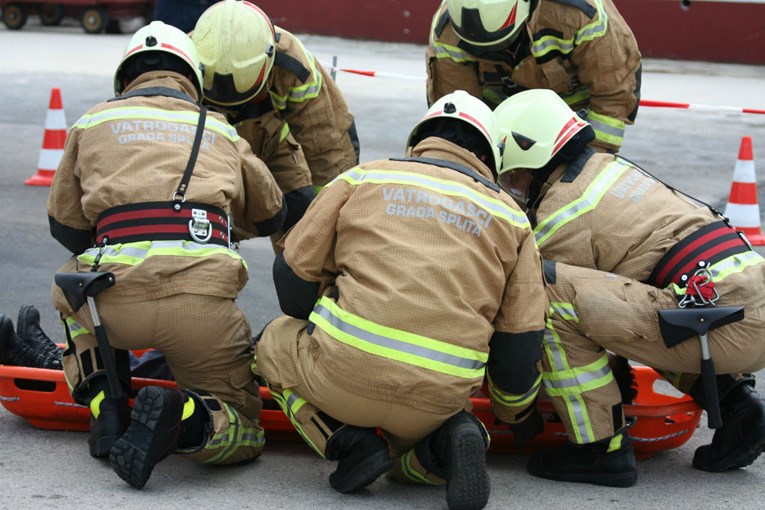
25, 87, 67, 187
724, 136, 765, 246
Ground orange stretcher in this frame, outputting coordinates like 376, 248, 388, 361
0, 364, 702, 459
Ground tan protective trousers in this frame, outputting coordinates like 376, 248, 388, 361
54, 287, 265, 465
544, 261, 765, 444
254, 315, 465, 483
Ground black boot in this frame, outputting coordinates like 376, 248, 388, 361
429, 411, 490, 510
325, 426, 393, 493
109, 386, 184, 489
89, 395, 131, 458
0, 314, 62, 370
693, 382, 765, 472
527, 432, 637, 487
16, 305, 64, 369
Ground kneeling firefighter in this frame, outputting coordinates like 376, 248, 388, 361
47, 21, 286, 489
252, 90, 548, 510
494, 89, 765, 487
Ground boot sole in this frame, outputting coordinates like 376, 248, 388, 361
109, 387, 181, 489
329, 449, 394, 494
446, 423, 490, 510
527, 461, 637, 488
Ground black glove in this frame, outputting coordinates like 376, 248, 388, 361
509, 407, 544, 449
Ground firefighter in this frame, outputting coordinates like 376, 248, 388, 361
252, 91, 548, 510
191, 0, 360, 244
494, 89, 765, 486
426, 0, 642, 153
47, 21, 286, 489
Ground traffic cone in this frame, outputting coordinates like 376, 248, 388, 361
724, 136, 765, 246
25, 87, 67, 187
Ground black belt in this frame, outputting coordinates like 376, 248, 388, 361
647, 221, 751, 287
96, 202, 230, 247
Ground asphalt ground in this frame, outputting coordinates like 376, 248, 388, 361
0, 17, 764, 510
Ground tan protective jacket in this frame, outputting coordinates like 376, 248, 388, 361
529, 151, 764, 299
47, 72, 284, 304
274, 138, 548, 421
223, 27, 357, 192
426, 0, 642, 152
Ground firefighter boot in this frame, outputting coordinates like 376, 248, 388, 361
16, 305, 64, 370
325, 425, 394, 493
109, 386, 184, 489
429, 411, 490, 510
89, 393, 131, 458
527, 432, 637, 487
0, 314, 61, 369
693, 382, 765, 472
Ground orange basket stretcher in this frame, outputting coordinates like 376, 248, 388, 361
0, 364, 702, 458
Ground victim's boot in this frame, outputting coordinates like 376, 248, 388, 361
325, 423, 394, 494
88, 390, 131, 458
16, 305, 64, 369
527, 430, 637, 488
693, 380, 765, 472
0, 314, 62, 370
109, 386, 186, 489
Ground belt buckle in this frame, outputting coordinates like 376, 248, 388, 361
189, 208, 212, 243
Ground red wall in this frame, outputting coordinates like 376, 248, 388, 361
259, 0, 765, 65
260, 0, 440, 44
614, 0, 765, 65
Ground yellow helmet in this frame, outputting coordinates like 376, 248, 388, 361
408, 90, 502, 176
114, 21, 203, 98
494, 89, 590, 188
446, 0, 531, 50
192, 0, 276, 107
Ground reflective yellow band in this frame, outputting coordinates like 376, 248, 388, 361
90, 390, 106, 419
182, 396, 195, 421
535, 159, 630, 246
488, 372, 541, 409
328, 166, 530, 229
279, 122, 290, 143
74, 106, 239, 141
310, 297, 487, 379
77, 240, 247, 269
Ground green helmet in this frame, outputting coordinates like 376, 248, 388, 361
408, 90, 502, 176
494, 89, 590, 189
114, 21, 203, 99
447, 0, 531, 50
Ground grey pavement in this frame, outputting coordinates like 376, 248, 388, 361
1, 17, 764, 510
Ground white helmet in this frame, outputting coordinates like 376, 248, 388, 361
494, 89, 590, 188
408, 90, 502, 176
447, 0, 532, 50
192, 0, 276, 107
114, 21, 204, 98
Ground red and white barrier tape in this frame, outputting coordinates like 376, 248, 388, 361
324, 63, 765, 116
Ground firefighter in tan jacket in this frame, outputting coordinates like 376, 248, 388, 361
427, 0, 642, 153
253, 91, 547, 510
191, 0, 359, 240
47, 22, 286, 490
494, 89, 765, 487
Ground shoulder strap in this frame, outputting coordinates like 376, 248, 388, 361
390, 156, 500, 192
546, 0, 597, 19
274, 51, 311, 83
172, 105, 207, 211
108, 86, 196, 104
560, 146, 596, 183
